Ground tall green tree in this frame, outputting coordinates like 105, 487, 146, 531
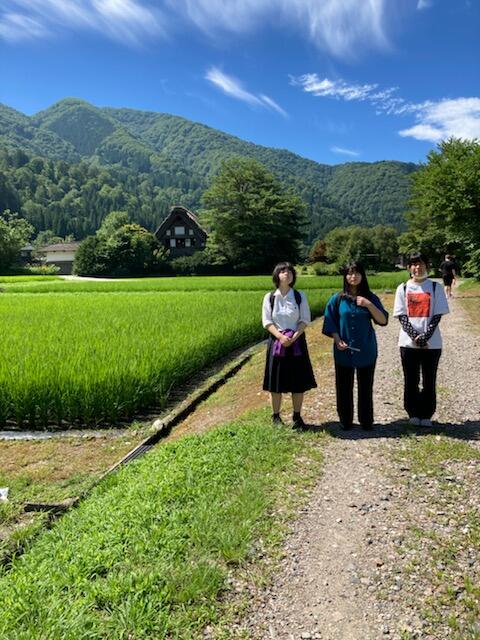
407, 138, 480, 275
0, 210, 34, 272
202, 157, 307, 272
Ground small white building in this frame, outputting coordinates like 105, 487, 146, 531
40, 242, 81, 275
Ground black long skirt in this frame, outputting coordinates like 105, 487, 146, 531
263, 333, 317, 393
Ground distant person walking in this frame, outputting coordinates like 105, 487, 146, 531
393, 252, 449, 427
439, 254, 457, 298
322, 262, 388, 430
262, 262, 317, 429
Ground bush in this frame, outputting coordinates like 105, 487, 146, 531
170, 251, 232, 276
312, 262, 340, 276
24, 264, 60, 276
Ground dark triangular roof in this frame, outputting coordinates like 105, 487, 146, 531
154, 205, 208, 239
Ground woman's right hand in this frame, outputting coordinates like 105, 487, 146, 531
335, 338, 348, 350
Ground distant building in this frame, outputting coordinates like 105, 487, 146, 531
19, 243, 34, 265
39, 242, 81, 275
154, 205, 208, 258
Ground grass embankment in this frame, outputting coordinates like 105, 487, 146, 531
0, 413, 326, 640
0, 289, 330, 428
392, 435, 480, 640
0, 430, 145, 561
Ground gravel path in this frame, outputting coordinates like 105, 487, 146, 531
239, 295, 480, 640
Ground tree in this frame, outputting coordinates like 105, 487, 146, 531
407, 138, 480, 275
202, 157, 307, 272
371, 225, 399, 270
0, 210, 34, 272
73, 236, 108, 276
322, 224, 398, 270
308, 238, 327, 263
73, 222, 162, 276
96, 210, 130, 241
105, 223, 160, 276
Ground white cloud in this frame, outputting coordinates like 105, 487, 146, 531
294, 73, 480, 144
259, 94, 289, 118
291, 75, 378, 102
0, 0, 164, 44
400, 98, 480, 142
206, 67, 288, 117
0, 12, 49, 41
1, 0, 394, 57
417, 0, 433, 9
169, 0, 390, 58
331, 146, 360, 157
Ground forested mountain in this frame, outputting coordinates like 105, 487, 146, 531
0, 98, 417, 243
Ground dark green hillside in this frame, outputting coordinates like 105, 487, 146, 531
0, 148, 190, 237
0, 103, 79, 162
0, 98, 417, 241
325, 161, 417, 228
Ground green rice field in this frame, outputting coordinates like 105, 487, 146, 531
0, 273, 405, 428
0, 272, 408, 294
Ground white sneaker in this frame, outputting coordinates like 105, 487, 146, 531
420, 418, 433, 427
409, 417, 421, 425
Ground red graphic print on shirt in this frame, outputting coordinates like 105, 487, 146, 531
407, 292, 431, 317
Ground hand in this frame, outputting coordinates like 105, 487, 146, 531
356, 296, 372, 308
414, 334, 428, 349
278, 334, 292, 347
335, 338, 349, 351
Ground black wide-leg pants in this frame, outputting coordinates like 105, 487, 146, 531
334, 361, 376, 428
400, 347, 442, 419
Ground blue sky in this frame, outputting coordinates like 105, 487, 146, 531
1, 0, 479, 165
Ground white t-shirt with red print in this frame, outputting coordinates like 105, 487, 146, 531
393, 279, 449, 349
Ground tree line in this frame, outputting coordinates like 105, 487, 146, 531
1, 138, 479, 278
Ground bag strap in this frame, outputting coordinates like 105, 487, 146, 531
270, 289, 302, 310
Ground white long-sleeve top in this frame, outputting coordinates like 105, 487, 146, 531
262, 288, 311, 331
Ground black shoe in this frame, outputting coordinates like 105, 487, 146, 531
292, 415, 307, 430
272, 413, 283, 425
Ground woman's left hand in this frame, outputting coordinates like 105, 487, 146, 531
356, 296, 372, 308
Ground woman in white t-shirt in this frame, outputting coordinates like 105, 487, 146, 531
262, 262, 317, 429
393, 252, 449, 426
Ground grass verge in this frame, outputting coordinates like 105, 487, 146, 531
391, 434, 480, 640
0, 411, 326, 640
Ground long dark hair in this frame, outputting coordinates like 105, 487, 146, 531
341, 261, 373, 300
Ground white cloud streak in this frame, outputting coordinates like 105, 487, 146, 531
331, 146, 360, 157
0, 0, 164, 44
206, 67, 288, 117
1, 0, 394, 57
293, 73, 480, 144
417, 0, 433, 10
168, 0, 390, 58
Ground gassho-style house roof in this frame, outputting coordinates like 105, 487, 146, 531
154, 205, 208, 240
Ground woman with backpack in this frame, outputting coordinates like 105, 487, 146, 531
322, 262, 388, 430
262, 262, 317, 429
393, 252, 449, 426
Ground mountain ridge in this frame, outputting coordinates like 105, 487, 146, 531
0, 98, 417, 242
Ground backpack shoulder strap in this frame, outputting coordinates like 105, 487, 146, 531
293, 289, 302, 306
270, 292, 275, 311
